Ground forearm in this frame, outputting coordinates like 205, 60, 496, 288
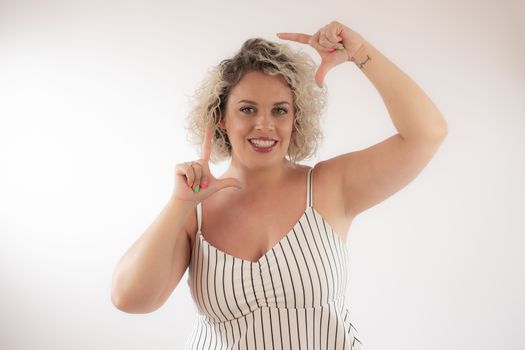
111, 197, 194, 311
350, 40, 448, 142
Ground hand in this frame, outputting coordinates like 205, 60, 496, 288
172, 123, 243, 205
276, 20, 365, 88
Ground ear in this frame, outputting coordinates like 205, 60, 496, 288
218, 114, 227, 131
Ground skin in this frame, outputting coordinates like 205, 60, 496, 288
183, 21, 448, 260
185, 70, 349, 263
218, 70, 297, 196
114, 20, 448, 313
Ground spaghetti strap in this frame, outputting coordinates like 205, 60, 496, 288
196, 202, 202, 233
198, 168, 313, 233
307, 167, 314, 208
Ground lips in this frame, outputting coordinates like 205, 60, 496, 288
248, 138, 277, 147
248, 139, 278, 153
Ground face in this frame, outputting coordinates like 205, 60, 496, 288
220, 70, 295, 167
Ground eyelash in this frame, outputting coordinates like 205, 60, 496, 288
240, 106, 288, 115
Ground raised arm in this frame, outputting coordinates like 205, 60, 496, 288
111, 123, 242, 313
332, 39, 447, 217
278, 21, 448, 218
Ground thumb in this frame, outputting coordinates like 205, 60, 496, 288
315, 61, 332, 88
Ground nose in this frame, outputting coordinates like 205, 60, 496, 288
254, 112, 275, 131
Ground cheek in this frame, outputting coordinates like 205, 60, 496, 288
226, 117, 247, 133
283, 120, 294, 138
232, 123, 251, 137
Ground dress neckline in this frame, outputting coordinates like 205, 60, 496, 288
197, 206, 347, 265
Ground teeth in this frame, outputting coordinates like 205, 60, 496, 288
250, 139, 277, 147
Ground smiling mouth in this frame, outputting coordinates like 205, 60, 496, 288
248, 139, 278, 152
248, 139, 278, 147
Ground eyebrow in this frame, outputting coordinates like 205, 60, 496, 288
237, 99, 291, 106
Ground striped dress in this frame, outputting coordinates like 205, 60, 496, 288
185, 167, 363, 349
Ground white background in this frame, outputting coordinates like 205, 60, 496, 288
1, 0, 524, 349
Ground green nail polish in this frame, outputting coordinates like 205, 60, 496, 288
336, 45, 345, 51
194, 185, 200, 193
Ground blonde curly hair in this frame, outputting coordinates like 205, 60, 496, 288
184, 37, 328, 164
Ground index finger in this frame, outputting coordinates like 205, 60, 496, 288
276, 32, 311, 44
200, 122, 213, 161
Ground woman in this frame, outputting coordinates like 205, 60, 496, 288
111, 20, 448, 349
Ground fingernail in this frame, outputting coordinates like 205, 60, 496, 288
200, 180, 208, 189
194, 185, 200, 193
336, 45, 345, 50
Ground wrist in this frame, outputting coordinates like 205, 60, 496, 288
168, 195, 197, 210
348, 40, 370, 67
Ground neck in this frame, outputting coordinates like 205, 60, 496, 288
223, 158, 295, 195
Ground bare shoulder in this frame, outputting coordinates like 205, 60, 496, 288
311, 161, 353, 241
311, 160, 344, 202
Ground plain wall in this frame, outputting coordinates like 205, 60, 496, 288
1, 0, 524, 349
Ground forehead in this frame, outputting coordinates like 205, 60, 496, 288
229, 71, 292, 103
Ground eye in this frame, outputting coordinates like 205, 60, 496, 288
275, 107, 288, 115
240, 106, 255, 114
239, 106, 288, 115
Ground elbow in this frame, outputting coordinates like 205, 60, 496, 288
427, 113, 449, 141
439, 120, 448, 138
111, 285, 134, 312
111, 287, 132, 312
111, 290, 128, 311
428, 120, 448, 142
111, 270, 133, 312
111, 276, 161, 314
111, 289, 161, 314
437, 116, 449, 138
